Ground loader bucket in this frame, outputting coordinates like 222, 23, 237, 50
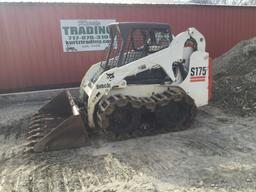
26, 90, 89, 152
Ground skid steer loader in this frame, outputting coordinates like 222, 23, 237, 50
26, 22, 212, 152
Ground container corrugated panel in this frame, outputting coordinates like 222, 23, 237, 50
0, 3, 256, 93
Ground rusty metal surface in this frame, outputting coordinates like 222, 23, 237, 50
0, 3, 256, 92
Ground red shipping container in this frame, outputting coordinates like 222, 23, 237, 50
0, 3, 255, 93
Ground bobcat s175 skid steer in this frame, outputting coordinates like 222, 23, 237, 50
26, 22, 212, 152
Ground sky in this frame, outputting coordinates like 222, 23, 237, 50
0, 0, 253, 5
0, 0, 188, 3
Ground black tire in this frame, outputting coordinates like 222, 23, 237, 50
182, 102, 197, 127
155, 100, 187, 130
107, 104, 141, 135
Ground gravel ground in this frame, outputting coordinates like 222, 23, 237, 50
0, 100, 256, 192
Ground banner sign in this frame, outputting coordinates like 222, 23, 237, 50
60, 19, 115, 52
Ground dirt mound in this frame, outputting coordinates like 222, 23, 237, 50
213, 37, 256, 116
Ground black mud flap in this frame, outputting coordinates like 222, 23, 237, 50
27, 90, 89, 152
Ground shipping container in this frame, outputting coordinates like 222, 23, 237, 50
0, 3, 255, 93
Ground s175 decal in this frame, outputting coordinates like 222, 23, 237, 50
190, 67, 207, 76
190, 67, 207, 82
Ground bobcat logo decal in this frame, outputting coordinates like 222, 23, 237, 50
106, 73, 115, 80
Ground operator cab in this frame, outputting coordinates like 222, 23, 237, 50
102, 22, 172, 70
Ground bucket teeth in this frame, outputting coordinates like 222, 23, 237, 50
25, 140, 38, 147
28, 123, 42, 130
26, 128, 43, 137
29, 119, 43, 126
32, 113, 40, 117
29, 117, 56, 127
31, 113, 44, 120
43, 117, 57, 121
27, 132, 44, 140
31, 113, 53, 120
23, 147, 34, 153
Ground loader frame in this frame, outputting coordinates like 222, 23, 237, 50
80, 24, 209, 128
